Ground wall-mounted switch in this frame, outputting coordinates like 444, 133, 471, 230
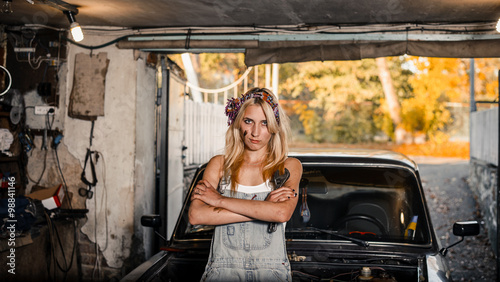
34, 106, 56, 115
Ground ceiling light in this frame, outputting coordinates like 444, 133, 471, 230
497, 18, 500, 33
64, 10, 84, 42
2, 0, 13, 14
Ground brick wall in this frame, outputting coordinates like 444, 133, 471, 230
78, 232, 121, 281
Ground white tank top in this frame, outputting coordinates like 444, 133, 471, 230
235, 180, 272, 194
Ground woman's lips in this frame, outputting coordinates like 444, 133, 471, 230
250, 139, 260, 144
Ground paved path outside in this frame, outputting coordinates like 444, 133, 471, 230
413, 156, 497, 281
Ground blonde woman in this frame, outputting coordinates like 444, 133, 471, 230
189, 87, 302, 281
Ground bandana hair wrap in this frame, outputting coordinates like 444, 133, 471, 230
225, 89, 280, 126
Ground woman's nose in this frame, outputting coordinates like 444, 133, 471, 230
251, 124, 259, 136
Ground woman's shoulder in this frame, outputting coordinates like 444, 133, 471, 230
204, 155, 224, 183
206, 155, 224, 170
209, 154, 224, 163
284, 157, 302, 171
285, 156, 301, 165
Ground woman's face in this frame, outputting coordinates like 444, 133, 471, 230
240, 104, 272, 152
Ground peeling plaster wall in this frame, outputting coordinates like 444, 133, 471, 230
24, 88, 64, 134
134, 56, 156, 259
63, 34, 139, 268
23, 62, 87, 210
19, 30, 158, 275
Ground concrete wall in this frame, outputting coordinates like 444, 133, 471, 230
5, 26, 191, 279
133, 55, 157, 260
65, 36, 139, 269
166, 68, 186, 238
469, 107, 499, 255
22, 32, 157, 277
469, 158, 498, 254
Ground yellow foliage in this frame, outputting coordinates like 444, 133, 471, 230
474, 58, 500, 100
293, 103, 316, 136
400, 57, 465, 139
373, 97, 395, 140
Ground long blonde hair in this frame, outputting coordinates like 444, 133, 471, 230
223, 88, 291, 193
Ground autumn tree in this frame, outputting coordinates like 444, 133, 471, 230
474, 58, 500, 101
401, 57, 468, 142
376, 57, 401, 126
172, 53, 499, 146
280, 60, 384, 143
169, 53, 247, 90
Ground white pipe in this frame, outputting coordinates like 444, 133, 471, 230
186, 67, 253, 94
272, 63, 279, 97
181, 53, 202, 103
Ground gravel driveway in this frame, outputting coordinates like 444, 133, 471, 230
414, 156, 497, 281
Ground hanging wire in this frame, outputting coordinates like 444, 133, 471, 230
91, 151, 109, 281
0, 65, 12, 96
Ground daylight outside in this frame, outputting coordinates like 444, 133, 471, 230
172, 53, 498, 281
173, 54, 498, 157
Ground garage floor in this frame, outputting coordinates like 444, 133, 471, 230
416, 157, 496, 281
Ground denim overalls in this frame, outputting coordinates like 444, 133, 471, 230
201, 182, 291, 282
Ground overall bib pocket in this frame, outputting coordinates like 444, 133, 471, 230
222, 221, 273, 250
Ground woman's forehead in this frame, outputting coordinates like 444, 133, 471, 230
243, 104, 266, 119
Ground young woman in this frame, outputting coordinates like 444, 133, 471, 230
188, 87, 302, 281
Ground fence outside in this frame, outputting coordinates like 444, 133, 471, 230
469, 106, 498, 257
186, 67, 256, 104
183, 99, 227, 166
182, 64, 281, 166
470, 107, 498, 166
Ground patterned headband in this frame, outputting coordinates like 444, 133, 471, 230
225, 90, 280, 126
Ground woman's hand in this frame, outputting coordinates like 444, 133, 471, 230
266, 187, 297, 203
191, 179, 224, 207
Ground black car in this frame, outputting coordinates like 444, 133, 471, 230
123, 149, 479, 282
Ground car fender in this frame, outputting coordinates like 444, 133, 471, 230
426, 254, 451, 281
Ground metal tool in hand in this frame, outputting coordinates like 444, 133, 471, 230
268, 168, 290, 233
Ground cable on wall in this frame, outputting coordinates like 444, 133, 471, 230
0, 65, 12, 96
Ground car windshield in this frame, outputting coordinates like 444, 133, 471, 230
174, 163, 431, 245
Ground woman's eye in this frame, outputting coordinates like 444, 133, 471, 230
262, 121, 268, 126
244, 119, 252, 124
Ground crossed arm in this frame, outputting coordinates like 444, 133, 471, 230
188, 156, 303, 226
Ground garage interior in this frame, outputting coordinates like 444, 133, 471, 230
0, 0, 500, 281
